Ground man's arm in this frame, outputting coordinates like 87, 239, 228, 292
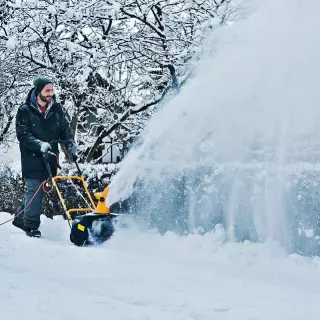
16, 107, 43, 153
59, 107, 73, 141
59, 106, 77, 155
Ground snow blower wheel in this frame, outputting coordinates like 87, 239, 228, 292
70, 221, 89, 246
70, 213, 117, 246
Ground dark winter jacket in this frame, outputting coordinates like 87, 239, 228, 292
16, 89, 73, 180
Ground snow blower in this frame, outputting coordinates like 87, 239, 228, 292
44, 140, 119, 246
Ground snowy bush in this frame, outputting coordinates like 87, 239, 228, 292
0, 164, 24, 214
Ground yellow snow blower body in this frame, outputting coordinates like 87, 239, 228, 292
51, 175, 115, 246
93, 185, 111, 214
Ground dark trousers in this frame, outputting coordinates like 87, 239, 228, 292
22, 179, 45, 230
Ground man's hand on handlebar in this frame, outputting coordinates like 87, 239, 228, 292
45, 139, 78, 156
40, 142, 52, 153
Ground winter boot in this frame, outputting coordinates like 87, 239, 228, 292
25, 228, 41, 238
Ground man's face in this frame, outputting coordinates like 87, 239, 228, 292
39, 83, 54, 103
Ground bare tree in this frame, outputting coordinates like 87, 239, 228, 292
84, 0, 238, 161
2, 0, 240, 161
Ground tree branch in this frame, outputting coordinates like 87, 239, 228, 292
85, 84, 172, 163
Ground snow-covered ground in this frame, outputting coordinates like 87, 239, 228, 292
1, 213, 320, 320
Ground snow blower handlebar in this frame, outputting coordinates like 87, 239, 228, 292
42, 140, 96, 227
44, 140, 82, 176
42, 151, 60, 178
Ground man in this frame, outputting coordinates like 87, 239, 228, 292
13, 77, 77, 237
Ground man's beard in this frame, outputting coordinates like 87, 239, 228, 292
39, 92, 53, 103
